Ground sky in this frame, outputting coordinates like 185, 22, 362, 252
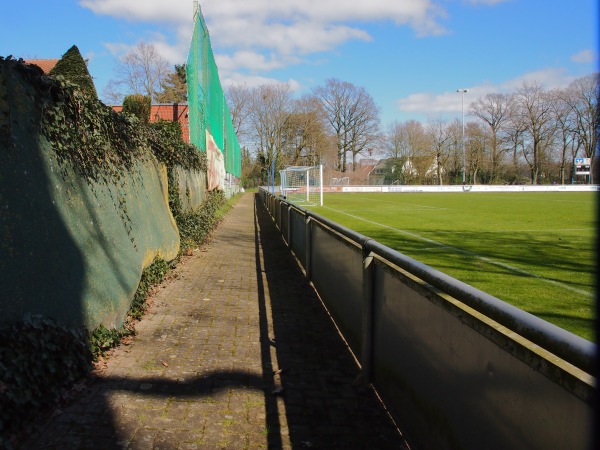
2, 0, 598, 129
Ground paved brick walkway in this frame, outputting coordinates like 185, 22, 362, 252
20, 193, 410, 450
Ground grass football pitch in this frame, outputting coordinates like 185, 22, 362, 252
308, 192, 596, 342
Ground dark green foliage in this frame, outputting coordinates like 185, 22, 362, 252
0, 316, 92, 447
49, 45, 97, 99
89, 325, 131, 358
122, 94, 151, 124
156, 64, 187, 103
0, 58, 230, 446
130, 258, 170, 321
177, 190, 227, 251
41, 77, 146, 184
149, 119, 205, 172
148, 119, 208, 237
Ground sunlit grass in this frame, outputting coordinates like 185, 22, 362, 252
309, 192, 597, 342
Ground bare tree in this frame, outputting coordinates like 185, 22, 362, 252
103, 42, 170, 104
549, 88, 578, 184
426, 117, 452, 185
447, 118, 464, 183
384, 121, 406, 184
225, 83, 252, 144
313, 78, 380, 172
564, 74, 599, 182
282, 94, 331, 167
470, 93, 513, 182
248, 82, 293, 175
465, 121, 489, 184
385, 120, 431, 184
513, 82, 557, 184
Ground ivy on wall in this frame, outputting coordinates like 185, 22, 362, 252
0, 316, 92, 448
41, 79, 147, 184
0, 56, 231, 447
48, 45, 97, 100
122, 94, 151, 124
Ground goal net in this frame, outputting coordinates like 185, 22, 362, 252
331, 177, 349, 186
279, 165, 323, 206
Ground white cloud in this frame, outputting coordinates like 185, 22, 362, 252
216, 51, 301, 73
464, 0, 513, 5
80, 0, 447, 75
79, 0, 190, 24
395, 67, 579, 116
220, 73, 302, 92
571, 49, 597, 64
495, 67, 576, 92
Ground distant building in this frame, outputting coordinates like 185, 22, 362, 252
24, 59, 59, 74
368, 159, 389, 185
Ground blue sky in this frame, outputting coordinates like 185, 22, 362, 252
2, 0, 597, 128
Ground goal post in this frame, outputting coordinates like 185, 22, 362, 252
279, 165, 323, 206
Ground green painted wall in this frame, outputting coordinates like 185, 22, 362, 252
0, 60, 188, 331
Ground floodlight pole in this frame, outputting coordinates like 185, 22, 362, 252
457, 89, 468, 185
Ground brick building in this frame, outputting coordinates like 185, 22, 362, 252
111, 103, 190, 144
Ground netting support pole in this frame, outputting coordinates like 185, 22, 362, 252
306, 168, 310, 202
319, 164, 323, 206
305, 217, 312, 281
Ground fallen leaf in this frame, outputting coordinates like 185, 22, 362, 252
162, 361, 169, 367
271, 386, 284, 396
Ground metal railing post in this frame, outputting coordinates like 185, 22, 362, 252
287, 205, 292, 248
361, 244, 375, 384
305, 217, 312, 281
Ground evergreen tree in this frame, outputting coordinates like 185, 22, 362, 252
156, 64, 187, 103
122, 94, 151, 124
49, 45, 97, 99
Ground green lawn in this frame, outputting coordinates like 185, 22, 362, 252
308, 192, 597, 342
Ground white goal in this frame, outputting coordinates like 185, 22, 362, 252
279, 165, 323, 206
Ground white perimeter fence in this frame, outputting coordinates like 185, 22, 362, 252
259, 187, 596, 450
329, 184, 599, 193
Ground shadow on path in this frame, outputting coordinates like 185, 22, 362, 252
252, 195, 409, 449
19, 193, 410, 450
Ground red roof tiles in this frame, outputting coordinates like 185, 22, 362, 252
24, 59, 59, 74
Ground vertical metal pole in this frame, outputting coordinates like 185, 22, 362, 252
305, 217, 312, 281
462, 91, 466, 185
306, 168, 310, 203
287, 205, 291, 248
457, 89, 468, 185
274, 160, 277, 194
319, 164, 324, 206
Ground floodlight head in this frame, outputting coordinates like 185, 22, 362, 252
456, 89, 469, 93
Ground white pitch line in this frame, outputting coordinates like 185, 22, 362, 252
323, 206, 593, 298
434, 228, 592, 234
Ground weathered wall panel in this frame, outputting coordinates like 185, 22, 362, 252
0, 59, 181, 330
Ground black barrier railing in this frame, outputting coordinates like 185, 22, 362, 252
259, 188, 596, 450
264, 190, 595, 373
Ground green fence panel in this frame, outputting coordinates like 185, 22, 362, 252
186, 6, 241, 178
